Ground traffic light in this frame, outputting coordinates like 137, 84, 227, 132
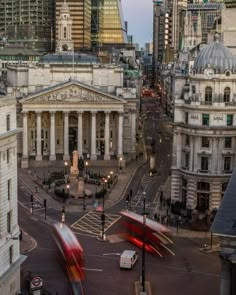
30, 194, 34, 203
44, 199, 47, 208
62, 206, 65, 214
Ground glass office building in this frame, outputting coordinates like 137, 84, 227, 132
56, 0, 91, 50
100, 0, 127, 44
0, 0, 55, 52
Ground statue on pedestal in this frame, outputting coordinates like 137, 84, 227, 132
70, 150, 79, 176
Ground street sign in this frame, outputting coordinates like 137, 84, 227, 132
30, 276, 43, 291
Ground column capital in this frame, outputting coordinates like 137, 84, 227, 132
22, 110, 28, 115
77, 111, 84, 115
91, 110, 97, 115
49, 111, 56, 115
118, 111, 124, 115
64, 111, 70, 115
36, 111, 42, 115
104, 111, 111, 114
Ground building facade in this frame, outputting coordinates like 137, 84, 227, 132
100, 0, 127, 45
20, 80, 137, 168
0, 97, 24, 294
171, 36, 236, 213
56, 0, 91, 50
0, 0, 55, 52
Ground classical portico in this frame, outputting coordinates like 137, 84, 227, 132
20, 80, 135, 168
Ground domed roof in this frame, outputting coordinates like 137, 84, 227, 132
193, 34, 236, 74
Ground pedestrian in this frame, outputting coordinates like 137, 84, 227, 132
154, 212, 158, 221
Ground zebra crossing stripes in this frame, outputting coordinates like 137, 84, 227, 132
71, 211, 121, 237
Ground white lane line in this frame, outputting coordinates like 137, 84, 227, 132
83, 267, 103, 272
103, 253, 121, 256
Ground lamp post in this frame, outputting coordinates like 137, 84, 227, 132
101, 190, 106, 240
110, 170, 113, 180
66, 184, 70, 198
103, 178, 108, 193
64, 161, 68, 177
85, 161, 88, 175
141, 191, 148, 292
119, 157, 123, 172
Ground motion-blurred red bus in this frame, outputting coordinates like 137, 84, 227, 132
120, 211, 174, 257
52, 222, 85, 294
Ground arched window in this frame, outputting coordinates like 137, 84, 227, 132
224, 87, 230, 102
205, 87, 212, 103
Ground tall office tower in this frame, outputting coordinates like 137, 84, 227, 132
56, 0, 91, 50
0, 0, 55, 52
153, 0, 173, 85
0, 97, 25, 294
172, 0, 187, 52
91, 0, 104, 47
100, 0, 127, 45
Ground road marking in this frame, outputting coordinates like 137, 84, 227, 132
103, 253, 121, 256
83, 267, 103, 272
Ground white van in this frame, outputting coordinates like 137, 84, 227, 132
120, 250, 138, 269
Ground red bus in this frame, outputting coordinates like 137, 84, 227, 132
52, 222, 85, 290
120, 211, 174, 257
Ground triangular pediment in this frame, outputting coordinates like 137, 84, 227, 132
22, 80, 126, 105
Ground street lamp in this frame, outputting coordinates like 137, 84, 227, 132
104, 178, 108, 190
85, 161, 88, 175
141, 191, 148, 292
66, 184, 70, 198
64, 161, 68, 176
119, 157, 123, 172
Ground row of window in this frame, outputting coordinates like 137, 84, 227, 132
185, 113, 233, 126
197, 86, 232, 102
184, 153, 232, 172
185, 135, 233, 149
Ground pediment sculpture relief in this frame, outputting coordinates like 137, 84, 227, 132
27, 85, 114, 103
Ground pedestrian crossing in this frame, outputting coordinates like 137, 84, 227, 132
71, 211, 121, 237
131, 174, 158, 208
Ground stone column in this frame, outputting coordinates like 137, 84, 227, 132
77, 111, 83, 157
176, 132, 182, 169
104, 111, 110, 160
117, 111, 124, 157
22, 111, 28, 158
36, 111, 42, 161
63, 111, 70, 161
91, 111, 97, 160
49, 111, 56, 161
21, 111, 29, 168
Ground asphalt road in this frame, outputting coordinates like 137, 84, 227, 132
18, 96, 220, 295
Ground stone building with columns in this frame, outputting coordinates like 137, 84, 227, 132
19, 79, 137, 168
0, 96, 26, 294
171, 35, 236, 213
